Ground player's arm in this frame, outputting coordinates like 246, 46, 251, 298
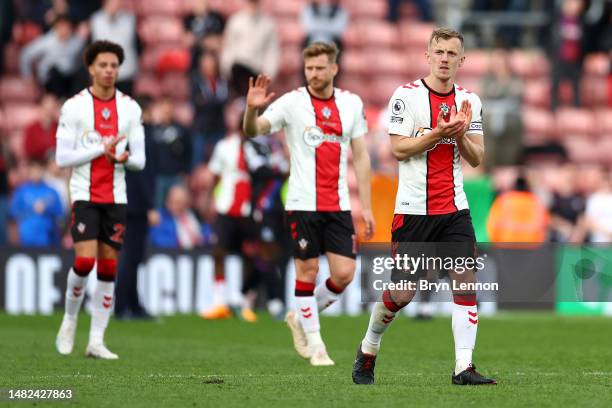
124, 106, 146, 171
454, 100, 484, 167
55, 103, 106, 168
350, 136, 375, 240
243, 75, 276, 137
390, 109, 464, 161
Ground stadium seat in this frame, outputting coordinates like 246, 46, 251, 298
344, 0, 388, 21
139, 17, 184, 45
368, 76, 407, 107
555, 108, 595, 138
2, 104, 39, 132
398, 22, 435, 49
156, 49, 191, 73
460, 50, 491, 77
134, 74, 163, 98
583, 53, 610, 76
341, 51, 369, 76
3, 42, 20, 74
563, 137, 599, 163
522, 108, 555, 141
596, 136, 612, 164
336, 75, 370, 100
161, 73, 190, 100
453, 76, 482, 95
522, 79, 551, 108
11, 21, 42, 46
357, 21, 399, 49
594, 109, 612, 135
277, 19, 304, 47
581, 76, 609, 107
404, 50, 430, 78
369, 50, 410, 76
0, 76, 41, 103
263, 0, 302, 19
134, 0, 184, 16
509, 50, 549, 78
279, 47, 302, 76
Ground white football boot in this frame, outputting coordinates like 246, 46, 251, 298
56, 317, 77, 355
285, 311, 312, 359
309, 346, 335, 366
85, 343, 119, 360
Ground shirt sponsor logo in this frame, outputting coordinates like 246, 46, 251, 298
302, 126, 348, 148
390, 116, 404, 124
392, 99, 405, 115
80, 130, 103, 149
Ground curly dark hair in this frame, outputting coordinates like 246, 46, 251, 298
83, 40, 125, 67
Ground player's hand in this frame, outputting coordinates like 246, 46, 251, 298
246, 75, 275, 109
103, 135, 128, 164
434, 108, 464, 139
362, 209, 376, 241
449, 100, 472, 141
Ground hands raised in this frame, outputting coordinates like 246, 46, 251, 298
246, 75, 276, 109
103, 135, 129, 164
434, 100, 472, 140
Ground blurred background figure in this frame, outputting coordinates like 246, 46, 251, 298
8, 158, 64, 247
190, 51, 228, 167
550, 0, 586, 110
23, 93, 60, 162
549, 164, 587, 243
221, 0, 279, 96
387, 0, 432, 23
89, 0, 139, 95
183, 0, 225, 66
480, 48, 523, 167
150, 97, 192, 208
150, 184, 204, 249
19, 14, 87, 98
115, 96, 157, 320
584, 167, 612, 243
301, 0, 348, 56
0, 0, 15, 75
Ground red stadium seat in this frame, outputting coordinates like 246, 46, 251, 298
341, 51, 369, 76
404, 50, 430, 78
581, 75, 609, 107
368, 49, 410, 76
277, 18, 304, 47
460, 50, 490, 77
337, 75, 370, 100
398, 22, 435, 49
563, 137, 599, 163
279, 47, 302, 76
12, 21, 42, 46
583, 53, 610, 76
2, 104, 39, 132
134, 74, 163, 98
522, 108, 555, 141
368, 76, 406, 107
3, 42, 20, 74
344, 0, 388, 21
134, 0, 184, 16
0, 77, 41, 103
263, 0, 303, 19
594, 109, 612, 135
555, 108, 595, 138
453, 76, 482, 96
596, 136, 612, 164
358, 21, 399, 49
156, 49, 191, 73
139, 17, 184, 45
523, 79, 551, 108
509, 50, 549, 78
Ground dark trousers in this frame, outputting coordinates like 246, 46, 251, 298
115, 214, 149, 314
551, 60, 582, 110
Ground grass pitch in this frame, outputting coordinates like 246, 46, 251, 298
1, 312, 611, 407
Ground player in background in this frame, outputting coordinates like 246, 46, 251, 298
55, 40, 145, 359
243, 42, 375, 366
352, 28, 496, 385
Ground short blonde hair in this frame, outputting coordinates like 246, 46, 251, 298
429, 27, 464, 49
303, 42, 339, 63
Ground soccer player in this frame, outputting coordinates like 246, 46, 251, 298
352, 28, 497, 385
243, 42, 375, 366
55, 40, 145, 359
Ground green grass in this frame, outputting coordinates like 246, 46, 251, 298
1, 312, 612, 407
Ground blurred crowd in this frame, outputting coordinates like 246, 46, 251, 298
0, 0, 611, 251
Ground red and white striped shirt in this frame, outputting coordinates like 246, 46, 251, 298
55, 88, 145, 204
388, 79, 484, 215
261, 87, 367, 212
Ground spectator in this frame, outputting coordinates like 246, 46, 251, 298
150, 97, 192, 208
25, 0, 101, 31
584, 169, 612, 243
487, 175, 550, 243
149, 184, 204, 249
8, 158, 64, 247
183, 0, 225, 67
191, 51, 229, 167
23, 93, 60, 161
387, 0, 432, 23
220, 0, 279, 96
550, 0, 586, 110
0, 0, 15, 74
480, 48, 523, 167
90, 0, 139, 95
301, 0, 348, 54
549, 164, 587, 243
19, 14, 87, 98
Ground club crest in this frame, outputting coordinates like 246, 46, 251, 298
440, 103, 450, 115
101, 107, 111, 120
298, 238, 309, 250
322, 106, 332, 119
77, 222, 86, 234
